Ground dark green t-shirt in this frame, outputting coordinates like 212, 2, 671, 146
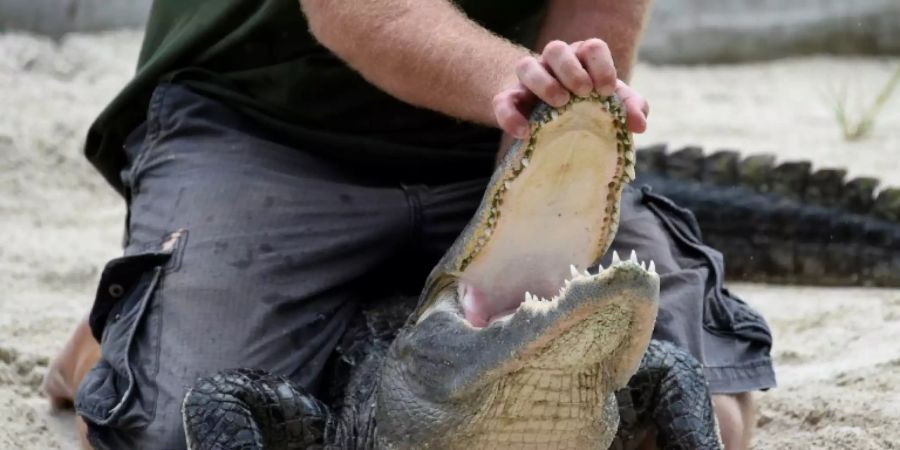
87, 0, 545, 194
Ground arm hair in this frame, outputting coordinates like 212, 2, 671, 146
301, 0, 527, 127
300, 0, 652, 127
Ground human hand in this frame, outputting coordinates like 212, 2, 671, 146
492, 39, 649, 139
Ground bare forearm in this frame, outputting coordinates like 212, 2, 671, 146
535, 0, 652, 81
301, 0, 528, 127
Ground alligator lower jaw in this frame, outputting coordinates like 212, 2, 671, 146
490, 253, 658, 385
405, 257, 659, 449
457, 100, 629, 326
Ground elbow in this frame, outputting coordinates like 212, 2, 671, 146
301, 0, 347, 55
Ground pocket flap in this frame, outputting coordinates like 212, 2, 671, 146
88, 251, 172, 342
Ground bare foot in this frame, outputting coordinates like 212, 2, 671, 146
42, 315, 100, 410
42, 358, 75, 409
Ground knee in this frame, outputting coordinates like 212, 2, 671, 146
712, 393, 755, 450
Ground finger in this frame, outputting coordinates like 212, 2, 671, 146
541, 40, 593, 97
492, 88, 535, 138
615, 80, 649, 133
515, 56, 570, 107
575, 38, 617, 96
620, 79, 650, 118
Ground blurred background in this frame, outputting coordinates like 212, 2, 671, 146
0, 1, 898, 449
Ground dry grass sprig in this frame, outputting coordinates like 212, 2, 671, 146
830, 65, 900, 141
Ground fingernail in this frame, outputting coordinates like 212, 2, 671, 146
633, 116, 647, 133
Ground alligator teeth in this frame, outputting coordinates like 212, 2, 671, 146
521, 157, 530, 168
625, 164, 636, 181
503, 181, 512, 190
625, 148, 636, 162
521, 252, 657, 320
520, 293, 558, 315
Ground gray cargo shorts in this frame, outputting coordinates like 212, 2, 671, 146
75, 83, 774, 449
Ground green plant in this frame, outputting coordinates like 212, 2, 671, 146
831, 64, 900, 141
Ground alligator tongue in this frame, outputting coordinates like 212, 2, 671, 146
459, 102, 623, 326
459, 281, 494, 327
459, 279, 549, 327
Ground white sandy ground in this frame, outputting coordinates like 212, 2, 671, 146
0, 30, 898, 449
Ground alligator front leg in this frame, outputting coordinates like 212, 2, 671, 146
613, 340, 722, 450
182, 368, 346, 450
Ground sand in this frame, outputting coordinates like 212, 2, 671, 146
0, 30, 898, 449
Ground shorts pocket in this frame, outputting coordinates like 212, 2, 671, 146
75, 232, 185, 430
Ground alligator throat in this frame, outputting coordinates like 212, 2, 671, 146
459, 99, 631, 327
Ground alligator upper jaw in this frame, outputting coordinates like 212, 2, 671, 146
446, 99, 630, 327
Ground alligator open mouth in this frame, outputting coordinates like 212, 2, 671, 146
454, 98, 633, 327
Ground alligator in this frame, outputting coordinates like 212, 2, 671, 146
181, 97, 722, 450
634, 145, 900, 287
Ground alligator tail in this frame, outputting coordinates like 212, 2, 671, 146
636, 145, 900, 287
